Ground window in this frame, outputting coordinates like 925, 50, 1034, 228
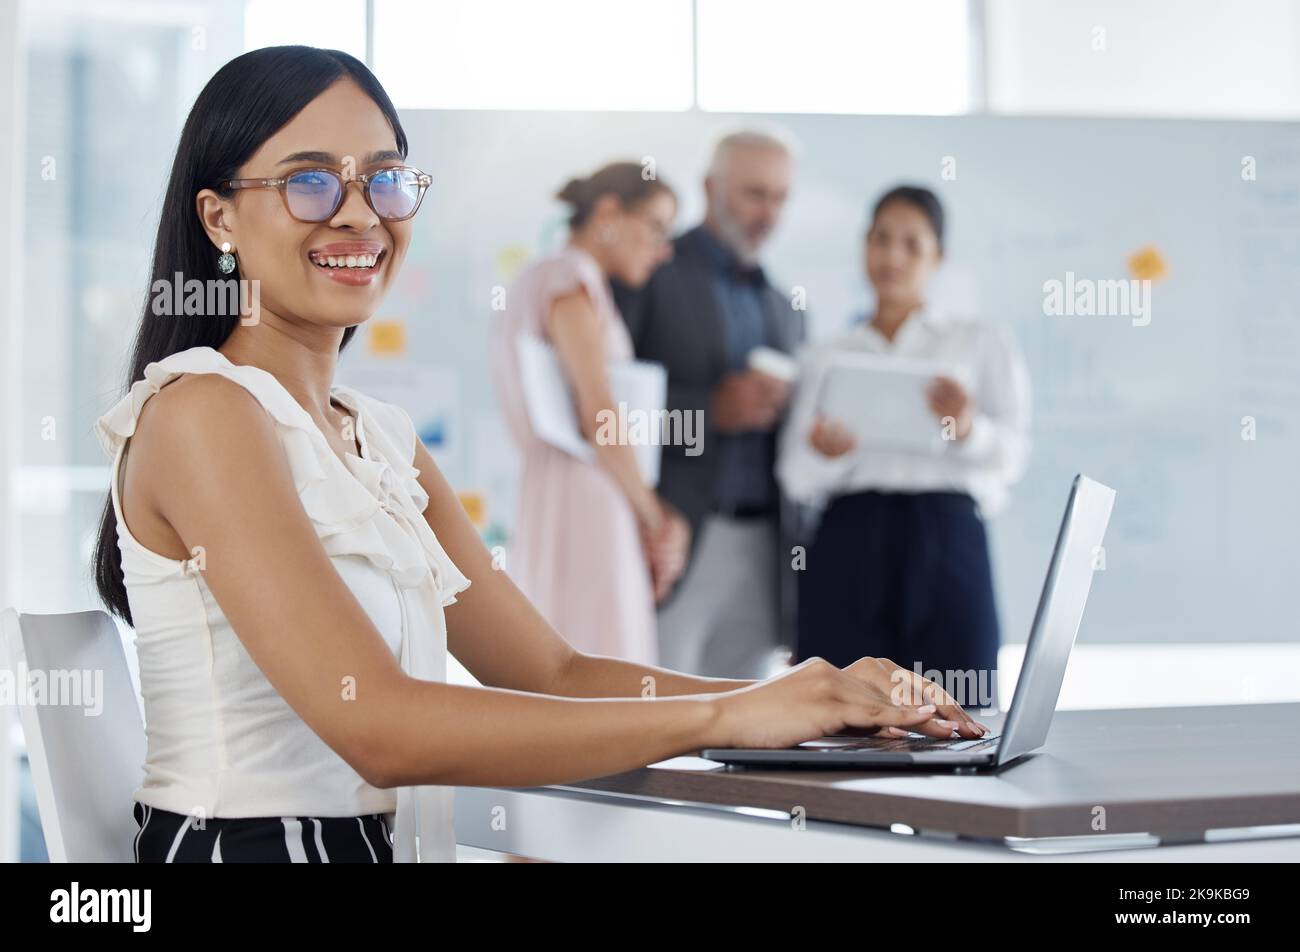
696, 0, 972, 114
15, 0, 245, 613
986, 0, 1300, 119
372, 0, 695, 111
243, 0, 367, 61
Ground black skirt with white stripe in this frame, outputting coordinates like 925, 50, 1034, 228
133, 802, 394, 862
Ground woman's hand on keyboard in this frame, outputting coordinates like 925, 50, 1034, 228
843, 657, 990, 739
707, 657, 949, 750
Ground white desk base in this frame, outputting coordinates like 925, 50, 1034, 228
455, 786, 1300, 862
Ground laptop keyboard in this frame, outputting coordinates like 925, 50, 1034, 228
836, 733, 1002, 753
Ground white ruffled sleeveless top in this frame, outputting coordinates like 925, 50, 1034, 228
95, 345, 471, 863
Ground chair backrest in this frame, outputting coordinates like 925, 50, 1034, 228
1, 608, 145, 862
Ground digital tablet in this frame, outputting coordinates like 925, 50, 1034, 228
816, 352, 960, 454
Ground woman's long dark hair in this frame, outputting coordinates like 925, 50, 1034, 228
93, 46, 409, 624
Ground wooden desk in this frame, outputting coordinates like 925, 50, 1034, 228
455, 704, 1300, 861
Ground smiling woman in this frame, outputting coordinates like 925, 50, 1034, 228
91, 44, 435, 862
90, 45, 982, 865
92, 46, 412, 612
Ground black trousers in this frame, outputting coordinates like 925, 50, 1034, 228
133, 802, 394, 863
796, 490, 1000, 707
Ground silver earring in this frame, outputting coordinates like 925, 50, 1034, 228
217, 241, 237, 275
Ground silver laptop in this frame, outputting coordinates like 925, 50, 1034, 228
701, 474, 1115, 770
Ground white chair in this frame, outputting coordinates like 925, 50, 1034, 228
1, 608, 145, 862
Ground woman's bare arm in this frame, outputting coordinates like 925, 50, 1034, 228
420, 437, 750, 698
131, 374, 744, 788
129, 375, 969, 791
544, 288, 663, 531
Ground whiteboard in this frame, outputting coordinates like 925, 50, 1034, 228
345, 108, 1300, 647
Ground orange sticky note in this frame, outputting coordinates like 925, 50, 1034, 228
1128, 245, 1169, 283
458, 491, 487, 528
368, 319, 406, 356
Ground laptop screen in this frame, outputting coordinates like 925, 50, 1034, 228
996, 475, 1116, 766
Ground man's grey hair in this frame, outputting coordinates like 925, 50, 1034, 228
706, 127, 800, 182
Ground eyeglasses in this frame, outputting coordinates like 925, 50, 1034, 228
220, 166, 432, 223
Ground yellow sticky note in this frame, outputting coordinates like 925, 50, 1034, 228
458, 491, 487, 528
495, 244, 532, 284
1128, 245, 1169, 283
367, 319, 407, 357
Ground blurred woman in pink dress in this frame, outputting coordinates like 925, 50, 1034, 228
491, 162, 690, 664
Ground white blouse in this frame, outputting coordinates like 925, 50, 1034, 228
777, 308, 1032, 516
95, 345, 471, 862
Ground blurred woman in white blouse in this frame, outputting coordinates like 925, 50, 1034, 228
778, 185, 1031, 703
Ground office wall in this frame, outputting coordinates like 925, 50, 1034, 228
12, 3, 246, 616
339, 108, 1300, 649
1, 0, 26, 867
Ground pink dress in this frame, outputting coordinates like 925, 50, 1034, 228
490, 246, 657, 664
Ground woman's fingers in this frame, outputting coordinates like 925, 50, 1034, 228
848, 657, 988, 737
823, 665, 995, 740
881, 659, 986, 734
860, 703, 938, 729
828, 671, 940, 732
909, 716, 969, 739
826, 420, 855, 453
872, 726, 910, 738
811, 416, 856, 456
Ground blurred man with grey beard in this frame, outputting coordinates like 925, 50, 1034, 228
613, 130, 805, 678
